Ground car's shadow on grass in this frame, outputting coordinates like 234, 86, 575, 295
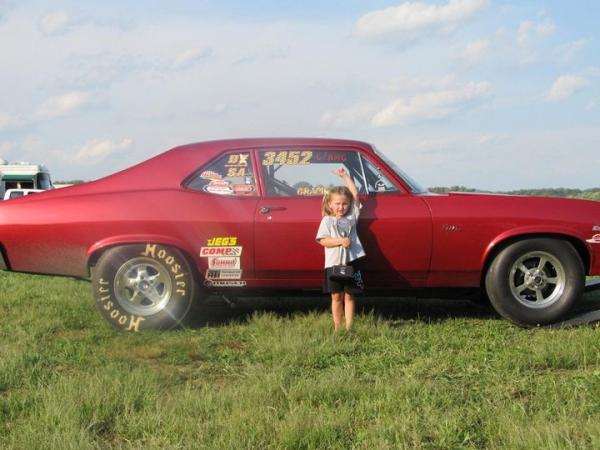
185, 290, 600, 328
185, 294, 500, 328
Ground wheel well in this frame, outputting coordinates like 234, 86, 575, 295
87, 243, 199, 278
480, 233, 590, 288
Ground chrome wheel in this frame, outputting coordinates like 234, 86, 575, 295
113, 257, 173, 316
509, 251, 565, 309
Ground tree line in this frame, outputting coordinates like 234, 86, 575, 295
428, 186, 600, 201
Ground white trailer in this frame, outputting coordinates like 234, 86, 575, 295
0, 160, 53, 199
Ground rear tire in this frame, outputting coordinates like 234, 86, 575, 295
485, 238, 584, 326
92, 243, 196, 331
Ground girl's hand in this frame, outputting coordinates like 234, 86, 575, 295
340, 237, 351, 248
333, 167, 348, 178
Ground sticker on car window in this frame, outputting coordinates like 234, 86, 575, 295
313, 151, 347, 163
203, 179, 233, 195
261, 150, 313, 166
200, 170, 222, 180
297, 185, 326, 196
225, 153, 249, 177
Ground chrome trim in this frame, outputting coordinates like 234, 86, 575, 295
358, 153, 368, 194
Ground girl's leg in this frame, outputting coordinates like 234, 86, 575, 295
331, 292, 344, 331
344, 292, 355, 330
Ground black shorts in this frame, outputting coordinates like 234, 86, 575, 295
322, 260, 365, 294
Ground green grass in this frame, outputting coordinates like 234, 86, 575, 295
1, 271, 600, 449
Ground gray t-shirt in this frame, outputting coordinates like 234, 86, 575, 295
316, 203, 366, 268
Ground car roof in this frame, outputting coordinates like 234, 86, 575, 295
32, 138, 377, 197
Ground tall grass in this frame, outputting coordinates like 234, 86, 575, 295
1, 271, 599, 449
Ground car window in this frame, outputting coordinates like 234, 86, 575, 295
186, 151, 257, 196
258, 149, 366, 197
359, 154, 399, 193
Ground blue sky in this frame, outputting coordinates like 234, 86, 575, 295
0, 0, 598, 189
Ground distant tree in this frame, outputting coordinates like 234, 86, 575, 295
54, 180, 86, 185
427, 186, 600, 201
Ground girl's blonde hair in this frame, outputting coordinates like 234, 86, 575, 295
321, 186, 354, 217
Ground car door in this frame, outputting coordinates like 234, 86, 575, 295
253, 146, 432, 288
183, 150, 259, 285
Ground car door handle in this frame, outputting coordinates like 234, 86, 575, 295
260, 206, 287, 214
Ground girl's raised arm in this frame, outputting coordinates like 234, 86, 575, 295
333, 167, 359, 203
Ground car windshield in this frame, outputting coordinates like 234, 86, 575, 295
373, 146, 428, 194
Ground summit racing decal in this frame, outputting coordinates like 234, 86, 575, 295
208, 256, 241, 269
200, 246, 242, 257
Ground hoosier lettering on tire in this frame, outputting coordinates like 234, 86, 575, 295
92, 244, 196, 331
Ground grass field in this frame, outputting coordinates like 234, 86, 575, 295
1, 271, 599, 449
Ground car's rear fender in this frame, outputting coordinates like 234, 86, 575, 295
481, 228, 591, 285
87, 235, 199, 276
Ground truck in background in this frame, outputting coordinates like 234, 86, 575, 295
0, 159, 54, 200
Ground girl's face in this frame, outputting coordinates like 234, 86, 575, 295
328, 193, 350, 218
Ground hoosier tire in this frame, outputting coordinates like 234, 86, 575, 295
92, 243, 196, 331
485, 238, 585, 326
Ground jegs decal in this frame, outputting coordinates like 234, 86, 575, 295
207, 236, 237, 246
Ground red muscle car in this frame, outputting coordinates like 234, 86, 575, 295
1, 138, 598, 330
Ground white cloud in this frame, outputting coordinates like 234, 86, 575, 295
172, 47, 211, 69
371, 81, 491, 127
0, 111, 23, 129
355, 0, 488, 39
320, 104, 376, 129
546, 75, 589, 101
458, 38, 491, 63
0, 141, 13, 157
555, 38, 589, 64
516, 20, 556, 47
72, 138, 133, 164
512, 19, 557, 64
38, 10, 70, 35
34, 91, 90, 120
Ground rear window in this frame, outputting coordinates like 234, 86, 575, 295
186, 151, 257, 196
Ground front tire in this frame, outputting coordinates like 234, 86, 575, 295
485, 238, 584, 326
92, 243, 196, 331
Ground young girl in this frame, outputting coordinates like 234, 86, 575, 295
316, 167, 365, 331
